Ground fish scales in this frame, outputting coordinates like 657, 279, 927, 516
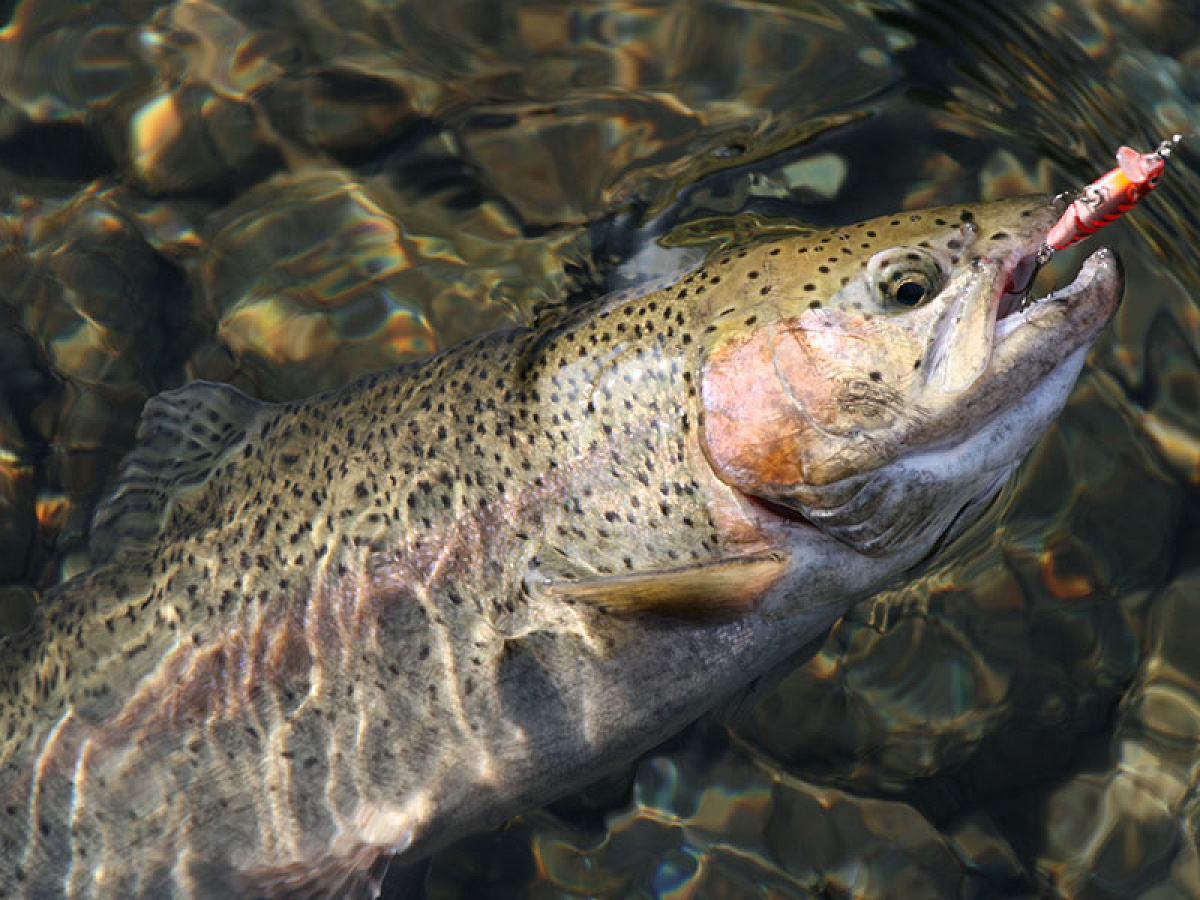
0, 197, 1122, 898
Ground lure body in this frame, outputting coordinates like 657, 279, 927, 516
1042, 136, 1181, 256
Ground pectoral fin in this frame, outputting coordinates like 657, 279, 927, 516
527, 552, 789, 621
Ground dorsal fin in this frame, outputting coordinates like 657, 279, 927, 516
90, 381, 267, 560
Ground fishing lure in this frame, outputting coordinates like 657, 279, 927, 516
1039, 134, 1182, 263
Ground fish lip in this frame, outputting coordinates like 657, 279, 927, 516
993, 245, 1123, 344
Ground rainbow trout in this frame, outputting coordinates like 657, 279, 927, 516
0, 197, 1121, 898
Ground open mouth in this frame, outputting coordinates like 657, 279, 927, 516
994, 246, 1113, 341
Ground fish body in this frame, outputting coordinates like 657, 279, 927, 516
0, 197, 1121, 898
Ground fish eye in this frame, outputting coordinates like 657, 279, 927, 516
871, 249, 944, 311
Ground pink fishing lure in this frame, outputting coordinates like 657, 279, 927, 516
1041, 135, 1181, 258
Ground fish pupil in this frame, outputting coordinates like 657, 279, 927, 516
894, 279, 926, 306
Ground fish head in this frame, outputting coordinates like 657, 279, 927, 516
698, 196, 1122, 557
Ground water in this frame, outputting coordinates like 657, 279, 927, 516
0, 0, 1197, 896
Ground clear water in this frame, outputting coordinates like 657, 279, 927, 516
0, 0, 1197, 897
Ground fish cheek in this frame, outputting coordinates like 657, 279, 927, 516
699, 313, 924, 495
698, 328, 811, 496
771, 318, 860, 430
777, 316, 936, 484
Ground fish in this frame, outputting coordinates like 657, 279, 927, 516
0, 195, 1122, 899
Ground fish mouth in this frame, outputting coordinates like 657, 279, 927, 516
994, 244, 1123, 344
